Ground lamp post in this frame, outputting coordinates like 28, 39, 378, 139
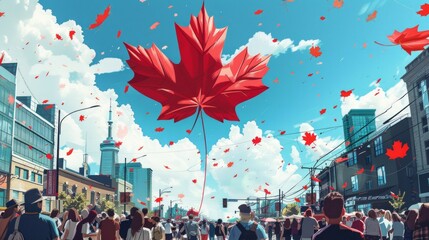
56, 105, 101, 201
159, 187, 173, 217
123, 155, 147, 214
170, 199, 180, 219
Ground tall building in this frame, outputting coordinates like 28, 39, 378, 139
11, 97, 56, 211
342, 109, 376, 151
0, 63, 17, 205
402, 48, 429, 202
115, 163, 153, 209
99, 102, 119, 177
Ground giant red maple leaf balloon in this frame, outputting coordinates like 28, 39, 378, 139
302, 132, 317, 146
386, 140, 409, 160
124, 4, 270, 123
385, 25, 429, 54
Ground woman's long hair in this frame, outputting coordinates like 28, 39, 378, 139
405, 209, 418, 231
384, 210, 393, 222
131, 210, 144, 236
416, 203, 429, 227
368, 209, 377, 219
50, 209, 59, 218
73, 210, 97, 240
291, 218, 298, 230
284, 218, 291, 229
67, 208, 79, 222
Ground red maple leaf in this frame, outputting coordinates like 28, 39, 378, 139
150, 22, 160, 30
386, 140, 409, 160
366, 10, 377, 22
69, 30, 76, 40
254, 9, 263, 15
252, 136, 262, 146
376, 78, 382, 84
303, 185, 309, 190
115, 141, 123, 148
138, 200, 147, 206
124, 85, 129, 93
154, 197, 163, 203
117, 30, 121, 38
224, 148, 230, 153
356, 168, 364, 175
164, 165, 171, 170
280, 130, 286, 135
265, 182, 270, 186
169, 141, 174, 146
333, 0, 343, 8
302, 132, 317, 146
192, 179, 197, 184
329, 186, 335, 191
263, 189, 271, 195
370, 165, 375, 172
213, 163, 218, 167
417, 3, 429, 16
66, 148, 74, 156
0, 52, 5, 65
89, 5, 111, 29
227, 162, 234, 168
340, 89, 353, 98
233, 174, 238, 178
28, 145, 33, 150
42, 100, 49, 104
335, 156, 348, 163
44, 104, 54, 110
124, 5, 270, 123
79, 115, 85, 121
155, 127, 164, 132
294, 198, 300, 203
131, 158, 137, 162
311, 176, 321, 182
186, 129, 192, 134
319, 108, 326, 115
55, 34, 63, 40
46, 153, 53, 160
342, 182, 348, 189
385, 25, 429, 54
309, 46, 322, 58
0, 12, 4, 17
320, 16, 326, 21
390, 192, 399, 199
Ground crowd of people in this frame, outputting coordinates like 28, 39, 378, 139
0, 188, 427, 240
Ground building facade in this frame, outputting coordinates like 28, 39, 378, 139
342, 109, 376, 151
402, 48, 429, 202
0, 63, 17, 206
319, 117, 419, 214
99, 103, 119, 177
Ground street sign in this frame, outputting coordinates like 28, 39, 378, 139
228, 199, 239, 202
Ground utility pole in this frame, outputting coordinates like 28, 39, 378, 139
278, 189, 281, 217
301, 166, 324, 209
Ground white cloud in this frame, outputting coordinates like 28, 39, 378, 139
290, 146, 301, 164
90, 58, 125, 75
222, 32, 320, 63
341, 80, 410, 128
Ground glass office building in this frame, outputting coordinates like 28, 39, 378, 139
99, 103, 119, 176
342, 109, 376, 151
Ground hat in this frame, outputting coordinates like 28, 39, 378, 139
238, 204, 251, 214
6, 199, 20, 209
24, 188, 44, 205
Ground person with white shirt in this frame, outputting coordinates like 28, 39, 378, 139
165, 219, 173, 240
62, 208, 80, 240
364, 209, 382, 240
389, 213, 404, 240
378, 210, 392, 240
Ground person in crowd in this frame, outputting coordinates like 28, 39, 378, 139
126, 210, 151, 240
5, 188, 59, 240
120, 207, 139, 240
290, 218, 301, 240
300, 209, 319, 240
378, 209, 392, 240
0, 199, 21, 239
364, 209, 382, 240
208, 221, 215, 240
62, 208, 80, 240
280, 218, 291, 240
97, 208, 120, 240
388, 212, 404, 240
346, 216, 354, 227
215, 219, 226, 240
199, 220, 209, 240
171, 221, 177, 240
51, 209, 63, 237
351, 212, 365, 233
228, 204, 267, 240
312, 192, 364, 240
413, 203, 429, 240
164, 218, 174, 240
266, 222, 273, 240
185, 215, 200, 240
152, 216, 165, 240
404, 209, 417, 240
73, 210, 98, 240
341, 216, 347, 225
317, 218, 326, 229
274, 220, 281, 240
142, 208, 155, 230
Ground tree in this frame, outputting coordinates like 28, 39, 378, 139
58, 191, 88, 212
99, 198, 115, 212
389, 191, 406, 212
282, 203, 300, 216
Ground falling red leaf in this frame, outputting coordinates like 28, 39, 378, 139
265, 182, 270, 186
164, 165, 171, 169
254, 9, 263, 15
129, 168, 134, 172
370, 165, 375, 172
329, 186, 335, 191
124, 85, 129, 93
224, 148, 230, 153
390, 192, 399, 199
376, 78, 382, 84
0, 12, 4, 17
138, 200, 147, 206
34, 75, 39, 79
302, 132, 317, 146
131, 158, 137, 162
308, 73, 313, 77
186, 129, 192, 134
252, 136, 262, 146
66, 148, 74, 156
320, 108, 326, 115
383, 25, 429, 54
89, 5, 111, 29
320, 16, 326, 21
263, 189, 271, 195
213, 163, 218, 167
69, 30, 76, 40
294, 198, 300, 202
42, 99, 49, 104
7, 95, 14, 104
79, 115, 85, 121
46, 153, 53, 160
169, 141, 174, 146
89, 185, 93, 190
386, 140, 409, 160
117, 30, 121, 38
44, 104, 54, 110
309, 46, 322, 58
211, 196, 215, 199
345, 141, 351, 147
335, 156, 348, 163
150, 21, 160, 30
233, 174, 238, 178
115, 141, 123, 147
227, 162, 234, 168
342, 182, 348, 189
28, 145, 33, 150
124, 5, 270, 123
154, 197, 163, 203
417, 3, 429, 16
340, 89, 353, 98
272, 38, 278, 43
55, 34, 63, 40
192, 179, 197, 184
280, 131, 286, 135
155, 127, 164, 132
333, 0, 344, 8
366, 10, 377, 22
138, 146, 144, 151
311, 176, 321, 182
356, 168, 364, 175
303, 185, 309, 190
178, 193, 185, 199
0, 52, 4, 65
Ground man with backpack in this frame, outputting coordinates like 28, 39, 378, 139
228, 204, 267, 240
185, 215, 200, 240
152, 216, 165, 240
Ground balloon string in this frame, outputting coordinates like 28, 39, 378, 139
197, 110, 208, 214
374, 41, 396, 47
190, 107, 202, 133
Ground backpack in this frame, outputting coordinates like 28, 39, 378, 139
152, 225, 163, 240
187, 222, 198, 236
8, 216, 24, 240
236, 222, 257, 240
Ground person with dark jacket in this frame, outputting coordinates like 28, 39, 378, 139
120, 207, 139, 239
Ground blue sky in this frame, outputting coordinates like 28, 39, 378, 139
1, 0, 426, 217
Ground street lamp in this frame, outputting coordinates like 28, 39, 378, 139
56, 105, 101, 200
123, 155, 147, 214
169, 199, 180, 219
159, 187, 173, 217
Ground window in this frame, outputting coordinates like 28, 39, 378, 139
423, 116, 428, 133
14, 167, 20, 178
22, 169, 29, 180
366, 156, 372, 165
366, 180, 372, 190
31, 172, 35, 182
377, 166, 387, 186
45, 200, 51, 212
351, 175, 359, 192
90, 191, 95, 205
406, 166, 414, 178
347, 151, 357, 167
374, 136, 384, 156
37, 174, 42, 184
12, 190, 19, 200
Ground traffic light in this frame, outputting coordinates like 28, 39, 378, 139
222, 198, 227, 208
